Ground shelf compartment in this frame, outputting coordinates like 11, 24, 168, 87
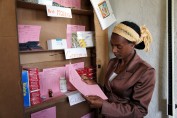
19, 47, 95, 53
25, 94, 66, 113
17, 0, 93, 16
24, 93, 90, 116
20, 48, 95, 65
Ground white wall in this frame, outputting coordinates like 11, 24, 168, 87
108, 0, 169, 118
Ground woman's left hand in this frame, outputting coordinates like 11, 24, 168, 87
81, 75, 97, 85
84, 95, 104, 108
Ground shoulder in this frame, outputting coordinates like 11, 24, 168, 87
138, 57, 155, 72
136, 57, 156, 82
127, 53, 155, 78
134, 52, 155, 71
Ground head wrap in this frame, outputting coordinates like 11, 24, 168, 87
113, 23, 153, 52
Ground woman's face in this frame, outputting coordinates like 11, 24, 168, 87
110, 33, 135, 59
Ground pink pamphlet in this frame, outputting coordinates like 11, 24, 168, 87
18, 25, 41, 43
65, 62, 84, 90
81, 112, 95, 118
31, 106, 56, 118
39, 67, 66, 96
66, 24, 85, 48
53, 0, 81, 9
68, 65, 108, 100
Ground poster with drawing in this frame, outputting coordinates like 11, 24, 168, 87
90, 0, 116, 30
98, 1, 110, 18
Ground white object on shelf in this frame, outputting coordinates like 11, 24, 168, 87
59, 76, 67, 93
64, 48, 87, 59
77, 31, 95, 48
47, 38, 67, 50
24, 0, 38, 3
46, 5, 72, 18
65, 91, 85, 106
38, 0, 53, 5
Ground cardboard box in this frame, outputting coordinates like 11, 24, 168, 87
77, 31, 95, 47
47, 38, 67, 50
23, 68, 42, 106
22, 70, 31, 107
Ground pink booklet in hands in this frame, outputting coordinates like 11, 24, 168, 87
68, 64, 108, 100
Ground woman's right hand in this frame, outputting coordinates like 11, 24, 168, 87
81, 75, 97, 85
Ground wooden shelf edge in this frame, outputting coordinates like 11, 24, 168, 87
25, 94, 67, 113
19, 47, 95, 53
17, 0, 93, 16
72, 9, 93, 16
19, 49, 65, 53
17, 0, 45, 10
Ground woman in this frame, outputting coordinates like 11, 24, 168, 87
82, 21, 155, 118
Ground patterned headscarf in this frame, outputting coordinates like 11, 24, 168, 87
113, 23, 153, 52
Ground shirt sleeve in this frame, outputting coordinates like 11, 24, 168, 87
101, 68, 156, 118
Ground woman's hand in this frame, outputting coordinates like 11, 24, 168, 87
84, 95, 104, 108
81, 75, 96, 85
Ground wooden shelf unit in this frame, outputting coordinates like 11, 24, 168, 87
15, 0, 108, 117
25, 94, 67, 114
0, 0, 108, 117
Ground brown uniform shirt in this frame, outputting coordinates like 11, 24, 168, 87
101, 52, 155, 118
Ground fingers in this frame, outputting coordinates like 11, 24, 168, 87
84, 95, 103, 108
83, 79, 92, 84
81, 78, 96, 85
87, 95, 100, 99
85, 95, 101, 103
81, 75, 88, 80
84, 95, 95, 103
81, 75, 92, 84
85, 96, 95, 105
